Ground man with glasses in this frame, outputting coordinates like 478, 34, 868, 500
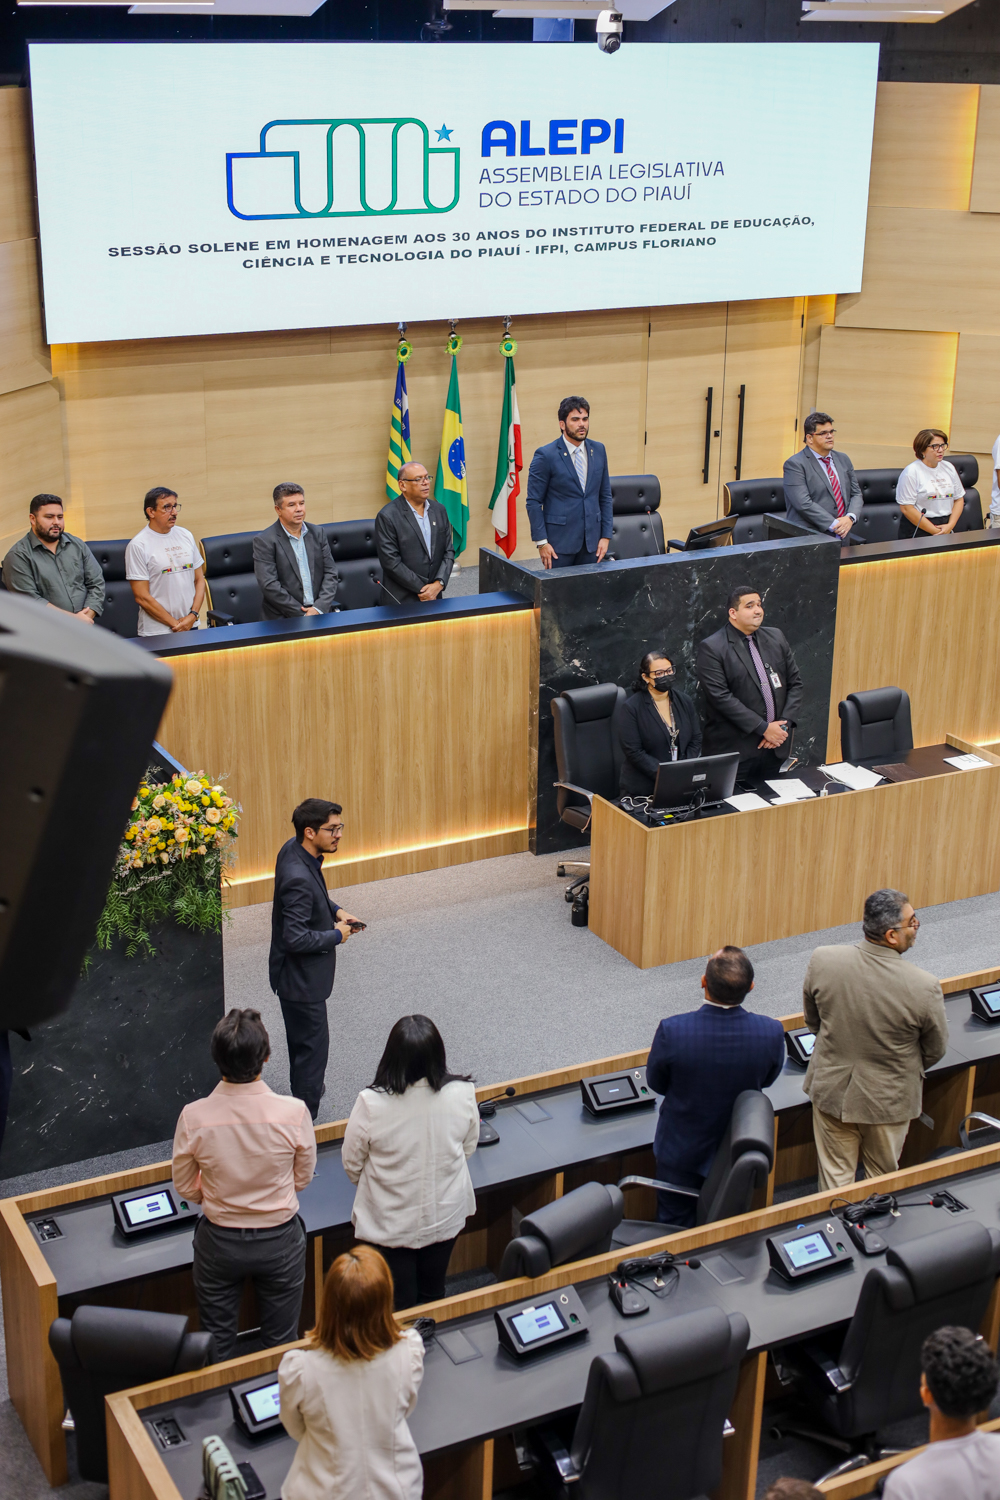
782, 412, 863, 540
126, 486, 206, 636
268, 799, 364, 1120
801, 889, 948, 1191
375, 461, 454, 605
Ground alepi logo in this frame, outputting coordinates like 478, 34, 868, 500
227, 118, 460, 221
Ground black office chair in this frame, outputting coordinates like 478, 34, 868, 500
498, 1182, 624, 1281
773, 1220, 1000, 1481
724, 478, 786, 545
611, 1091, 775, 1248
607, 475, 665, 560
838, 686, 913, 762
49, 1306, 214, 1482
201, 530, 263, 625
318, 517, 384, 609
526, 1307, 750, 1498
87, 539, 140, 638
551, 681, 626, 842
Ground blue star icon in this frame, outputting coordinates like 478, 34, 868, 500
436, 123, 454, 142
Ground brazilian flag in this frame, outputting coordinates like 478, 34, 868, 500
434, 355, 468, 555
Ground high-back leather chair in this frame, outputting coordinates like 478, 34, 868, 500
86, 539, 140, 638
724, 478, 786, 544
498, 1182, 624, 1280
950, 453, 983, 530
49, 1306, 214, 1482
201, 530, 263, 626
318, 518, 383, 609
608, 476, 665, 560
551, 684, 626, 836
776, 1221, 1000, 1480
528, 1307, 750, 1498
838, 686, 913, 762
612, 1091, 775, 1247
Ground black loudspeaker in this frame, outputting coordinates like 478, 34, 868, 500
0, 595, 173, 1029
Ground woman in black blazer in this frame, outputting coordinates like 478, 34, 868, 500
615, 648, 703, 798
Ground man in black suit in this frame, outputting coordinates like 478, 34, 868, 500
253, 483, 338, 620
696, 585, 803, 780
269, 798, 363, 1119
374, 462, 455, 605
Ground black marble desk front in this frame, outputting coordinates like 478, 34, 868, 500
140, 1155, 1000, 1496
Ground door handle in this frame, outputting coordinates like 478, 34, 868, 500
735, 384, 746, 481
703, 387, 714, 485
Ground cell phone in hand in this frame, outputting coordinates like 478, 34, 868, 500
348, 920, 367, 933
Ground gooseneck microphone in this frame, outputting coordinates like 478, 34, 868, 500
479, 1086, 516, 1119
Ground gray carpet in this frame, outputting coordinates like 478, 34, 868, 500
2, 845, 997, 1498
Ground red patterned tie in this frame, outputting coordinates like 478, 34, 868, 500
820, 455, 845, 518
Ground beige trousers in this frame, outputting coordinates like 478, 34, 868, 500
812, 1107, 911, 1192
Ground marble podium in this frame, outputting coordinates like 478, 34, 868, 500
480, 537, 841, 855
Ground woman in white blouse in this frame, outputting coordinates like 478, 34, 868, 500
342, 1014, 479, 1309
279, 1245, 424, 1500
896, 429, 966, 539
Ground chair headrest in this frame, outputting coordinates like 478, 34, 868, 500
610, 475, 661, 514
559, 684, 623, 724
520, 1182, 623, 1267
729, 1090, 775, 1169
846, 687, 906, 724
68, 1305, 192, 1379
950, 453, 979, 488
886, 1221, 995, 1306
319, 518, 378, 560
201, 532, 256, 575
614, 1307, 748, 1395
86, 539, 131, 581
725, 480, 785, 516
856, 470, 901, 505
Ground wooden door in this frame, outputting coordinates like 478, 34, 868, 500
644, 302, 728, 541
718, 297, 805, 504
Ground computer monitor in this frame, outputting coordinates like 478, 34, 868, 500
669, 516, 738, 552
651, 752, 740, 811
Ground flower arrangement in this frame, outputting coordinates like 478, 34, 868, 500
94, 770, 241, 958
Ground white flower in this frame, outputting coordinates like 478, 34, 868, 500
160, 852, 170, 863
185, 779, 202, 795
146, 817, 162, 835
205, 808, 222, 824
152, 794, 167, 809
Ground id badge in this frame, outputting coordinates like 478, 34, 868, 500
769, 669, 782, 689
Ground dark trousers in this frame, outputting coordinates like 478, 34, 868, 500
366, 1237, 457, 1311
736, 747, 785, 786
192, 1215, 307, 1362
655, 1162, 704, 1231
550, 547, 599, 568
279, 995, 329, 1120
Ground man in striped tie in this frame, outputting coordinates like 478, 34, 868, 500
782, 412, 864, 540
696, 586, 804, 781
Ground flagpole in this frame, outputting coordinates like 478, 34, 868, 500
385, 323, 412, 501
489, 317, 522, 560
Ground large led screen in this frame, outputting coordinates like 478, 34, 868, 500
28, 42, 879, 344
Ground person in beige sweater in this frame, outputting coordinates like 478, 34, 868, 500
802, 888, 948, 1191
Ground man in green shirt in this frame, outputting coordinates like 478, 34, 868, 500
3, 494, 105, 623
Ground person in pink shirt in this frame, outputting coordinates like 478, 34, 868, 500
172, 1009, 316, 1360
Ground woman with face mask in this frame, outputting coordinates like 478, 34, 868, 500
614, 649, 703, 798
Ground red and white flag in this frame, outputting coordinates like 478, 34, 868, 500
489, 353, 522, 558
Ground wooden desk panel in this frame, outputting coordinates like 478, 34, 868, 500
589, 764, 1000, 968
155, 609, 533, 906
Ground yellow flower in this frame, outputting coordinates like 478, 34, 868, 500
201, 795, 210, 806
157, 840, 166, 850
175, 827, 190, 843
201, 778, 209, 788
205, 808, 222, 825
139, 786, 149, 797
125, 827, 135, 841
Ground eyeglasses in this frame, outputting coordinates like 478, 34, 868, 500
814, 428, 836, 436
401, 477, 431, 485
651, 672, 674, 682
892, 914, 920, 931
926, 443, 948, 452
158, 504, 182, 513
324, 823, 345, 836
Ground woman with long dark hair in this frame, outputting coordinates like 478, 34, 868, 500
342, 1015, 478, 1309
614, 648, 702, 797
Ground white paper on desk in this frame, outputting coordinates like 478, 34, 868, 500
819, 762, 883, 791
725, 792, 772, 811
765, 779, 815, 800
945, 753, 992, 771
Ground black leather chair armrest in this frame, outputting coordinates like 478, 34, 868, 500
960, 1111, 1000, 1150
205, 609, 234, 627
617, 1173, 700, 1200
529, 1424, 581, 1484
553, 781, 594, 804
667, 538, 687, 551
789, 1337, 853, 1393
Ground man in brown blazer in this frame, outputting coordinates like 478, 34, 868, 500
802, 888, 948, 1191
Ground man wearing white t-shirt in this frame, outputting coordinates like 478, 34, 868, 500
126, 487, 206, 637
883, 1325, 1000, 1500
990, 432, 1000, 528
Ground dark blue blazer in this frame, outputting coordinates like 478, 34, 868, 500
524, 436, 614, 556
647, 1005, 785, 1178
268, 838, 343, 1005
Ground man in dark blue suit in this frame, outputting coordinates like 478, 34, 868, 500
524, 396, 614, 569
646, 946, 785, 1227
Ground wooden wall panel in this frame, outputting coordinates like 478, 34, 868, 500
952, 333, 1000, 457
869, 82, 979, 212
816, 324, 958, 470
971, 85, 1000, 213
0, 238, 51, 398
155, 610, 533, 906
719, 298, 803, 489
836, 205, 1000, 338
0, 88, 35, 246
0, 383, 66, 563
798, 294, 836, 431
645, 301, 728, 535
828, 546, 1000, 757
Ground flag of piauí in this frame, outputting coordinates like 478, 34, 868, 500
434, 356, 468, 554
385, 361, 411, 500
489, 353, 522, 559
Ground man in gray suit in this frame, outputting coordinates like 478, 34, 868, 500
782, 412, 863, 540
253, 483, 338, 620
